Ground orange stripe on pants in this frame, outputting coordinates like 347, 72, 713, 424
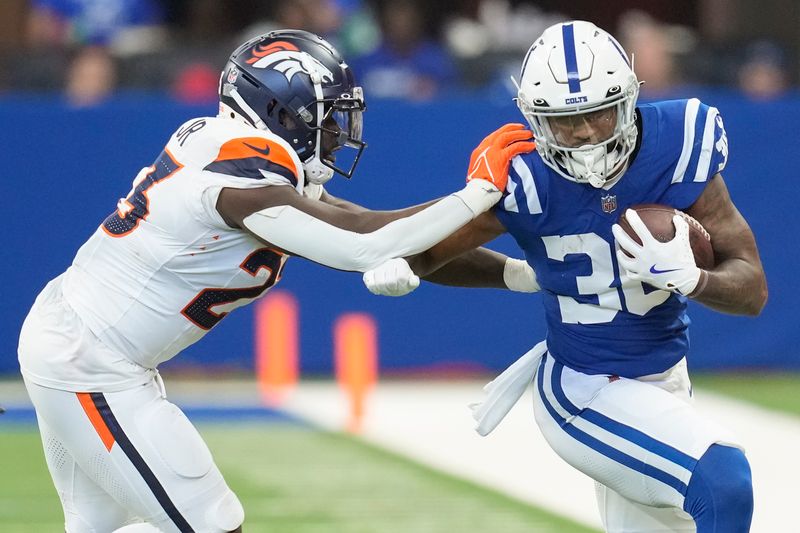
77, 392, 115, 452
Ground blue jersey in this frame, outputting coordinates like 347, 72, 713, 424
495, 99, 729, 378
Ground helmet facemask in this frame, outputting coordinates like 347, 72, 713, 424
518, 81, 639, 188
303, 86, 366, 184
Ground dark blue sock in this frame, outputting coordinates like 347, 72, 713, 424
683, 444, 753, 532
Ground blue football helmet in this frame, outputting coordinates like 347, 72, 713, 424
219, 29, 366, 184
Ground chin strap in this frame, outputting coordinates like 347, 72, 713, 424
303, 157, 334, 185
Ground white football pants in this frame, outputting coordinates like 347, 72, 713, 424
533, 353, 742, 533
24, 376, 243, 533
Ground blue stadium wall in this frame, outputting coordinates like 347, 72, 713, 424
1, 90, 796, 376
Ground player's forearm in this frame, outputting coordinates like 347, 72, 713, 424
418, 248, 508, 288
412, 249, 540, 292
320, 191, 437, 232
691, 258, 767, 315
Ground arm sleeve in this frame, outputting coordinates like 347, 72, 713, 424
242, 181, 499, 272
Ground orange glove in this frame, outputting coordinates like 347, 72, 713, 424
467, 123, 535, 191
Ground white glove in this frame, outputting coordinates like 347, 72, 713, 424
503, 258, 540, 293
363, 258, 420, 296
611, 210, 702, 296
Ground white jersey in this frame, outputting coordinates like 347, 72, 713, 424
20, 116, 319, 389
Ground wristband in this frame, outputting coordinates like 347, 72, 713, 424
687, 269, 709, 298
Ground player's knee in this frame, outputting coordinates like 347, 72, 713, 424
684, 444, 753, 532
206, 489, 245, 532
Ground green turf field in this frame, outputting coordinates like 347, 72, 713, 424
692, 372, 800, 417
0, 423, 598, 533
2, 373, 798, 531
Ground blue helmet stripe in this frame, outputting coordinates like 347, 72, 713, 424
520, 45, 537, 78
562, 24, 581, 93
608, 36, 631, 67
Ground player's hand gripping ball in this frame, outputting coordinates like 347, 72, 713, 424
466, 123, 535, 191
612, 204, 713, 296
617, 205, 714, 269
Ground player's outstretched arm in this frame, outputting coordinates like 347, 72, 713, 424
217, 123, 534, 273
363, 210, 540, 296
317, 189, 438, 230
683, 174, 767, 315
217, 181, 499, 272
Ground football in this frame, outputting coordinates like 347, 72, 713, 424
617, 204, 714, 270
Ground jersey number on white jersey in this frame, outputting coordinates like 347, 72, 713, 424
102, 149, 183, 237
181, 248, 286, 330
100, 148, 286, 331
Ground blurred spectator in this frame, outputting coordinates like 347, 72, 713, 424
737, 40, 790, 101
65, 45, 116, 106
171, 61, 219, 105
445, 0, 565, 58
26, 0, 166, 54
23, 0, 168, 106
442, 1, 565, 88
236, 0, 345, 45
336, 0, 381, 58
617, 10, 687, 98
277, 0, 343, 38
350, 0, 456, 100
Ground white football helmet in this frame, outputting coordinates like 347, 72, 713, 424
515, 21, 640, 188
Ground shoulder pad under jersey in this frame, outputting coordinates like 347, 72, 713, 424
167, 116, 305, 189
498, 151, 545, 215
654, 98, 729, 185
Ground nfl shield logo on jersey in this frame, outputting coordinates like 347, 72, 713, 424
601, 194, 617, 213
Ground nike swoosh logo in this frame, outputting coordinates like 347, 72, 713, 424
243, 142, 271, 157
650, 265, 681, 274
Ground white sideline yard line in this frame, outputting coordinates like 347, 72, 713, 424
282, 380, 800, 533
284, 381, 601, 529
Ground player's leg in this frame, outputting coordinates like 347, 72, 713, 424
25, 378, 245, 532
94, 382, 246, 532
682, 443, 752, 532
533, 353, 751, 532
596, 482, 696, 532
35, 412, 134, 532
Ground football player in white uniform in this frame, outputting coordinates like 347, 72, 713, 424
363, 21, 767, 533
17, 30, 534, 532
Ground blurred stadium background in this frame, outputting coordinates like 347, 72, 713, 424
1, 1, 799, 531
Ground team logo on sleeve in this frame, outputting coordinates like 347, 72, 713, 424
246, 41, 334, 83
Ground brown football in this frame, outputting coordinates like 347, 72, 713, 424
618, 204, 714, 270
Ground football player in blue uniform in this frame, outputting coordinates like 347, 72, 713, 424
363, 21, 767, 533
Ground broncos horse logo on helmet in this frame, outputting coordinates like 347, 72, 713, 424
246, 41, 334, 84
219, 29, 366, 185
